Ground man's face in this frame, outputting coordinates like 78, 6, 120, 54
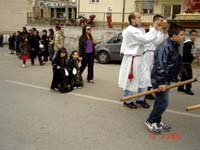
132, 13, 142, 26
190, 32, 197, 42
173, 30, 185, 43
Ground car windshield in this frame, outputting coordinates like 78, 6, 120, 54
107, 33, 122, 43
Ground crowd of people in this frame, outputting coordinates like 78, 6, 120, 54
118, 12, 198, 135
7, 24, 96, 93
2, 11, 198, 135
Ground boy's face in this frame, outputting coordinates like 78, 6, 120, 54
173, 30, 185, 44
190, 32, 197, 42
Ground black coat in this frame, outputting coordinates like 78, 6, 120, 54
182, 40, 195, 63
151, 39, 181, 85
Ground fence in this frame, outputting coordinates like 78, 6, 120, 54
27, 11, 155, 28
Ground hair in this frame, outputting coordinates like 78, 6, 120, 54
82, 25, 93, 40
168, 23, 184, 38
128, 12, 136, 25
189, 29, 197, 35
42, 29, 47, 34
22, 27, 27, 33
55, 25, 61, 31
48, 28, 54, 36
153, 14, 164, 22
70, 50, 79, 59
54, 47, 67, 59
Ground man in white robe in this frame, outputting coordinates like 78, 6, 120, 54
140, 15, 168, 101
118, 12, 161, 109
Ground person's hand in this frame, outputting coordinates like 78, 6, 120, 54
78, 57, 83, 61
158, 85, 167, 92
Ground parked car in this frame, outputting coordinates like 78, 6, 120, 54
95, 32, 122, 64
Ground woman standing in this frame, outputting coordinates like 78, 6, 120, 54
48, 28, 54, 62
79, 25, 95, 83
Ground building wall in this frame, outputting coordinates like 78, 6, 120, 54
0, 0, 32, 32
154, 0, 182, 14
78, 0, 136, 23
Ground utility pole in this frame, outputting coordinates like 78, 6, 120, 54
122, 0, 126, 29
65, 0, 69, 25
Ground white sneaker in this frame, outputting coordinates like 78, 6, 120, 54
145, 121, 161, 134
22, 64, 25, 68
157, 122, 171, 132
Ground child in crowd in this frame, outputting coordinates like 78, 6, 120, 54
20, 35, 30, 67
68, 50, 84, 89
50, 48, 73, 93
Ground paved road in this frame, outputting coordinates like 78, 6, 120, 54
0, 46, 200, 150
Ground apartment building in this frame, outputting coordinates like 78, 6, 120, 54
78, 0, 183, 23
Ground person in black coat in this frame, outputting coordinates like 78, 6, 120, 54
50, 48, 73, 93
29, 30, 41, 65
67, 50, 84, 89
8, 32, 16, 54
0, 33, 3, 47
79, 25, 95, 83
177, 29, 198, 95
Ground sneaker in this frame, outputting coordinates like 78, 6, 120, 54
157, 122, 171, 132
145, 121, 161, 134
123, 102, 137, 109
77, 86, 82, 89
22, 64, 25, 68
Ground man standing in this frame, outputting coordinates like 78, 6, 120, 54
118, 12, 160, 109
177, 30, 198, 95
140, 15, 167, 100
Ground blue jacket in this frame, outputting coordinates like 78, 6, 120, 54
151, 38, 181, 85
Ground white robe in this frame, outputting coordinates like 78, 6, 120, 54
118, 25, 158, 92
140, 28, 167, 88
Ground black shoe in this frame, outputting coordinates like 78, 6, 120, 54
185, 90, 194, 95
177, 87, 185, 92
145, 94, 155, 100
123, 102, 137, 109
136, 100, 150, 109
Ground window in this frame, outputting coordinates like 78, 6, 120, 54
163, 5, 181, 19
143, 9, 153, 14
90, 0, 99, 3
142, 0, 154, 14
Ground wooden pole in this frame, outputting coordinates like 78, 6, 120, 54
186, 104, 200, 111
120, 78, 197, 102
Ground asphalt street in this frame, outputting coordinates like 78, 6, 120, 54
0, 46, 200, 150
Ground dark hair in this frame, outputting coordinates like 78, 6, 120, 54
48, 28, 54, 36
153, 14, 164, 22
168, 23, 184, 38
55, 25, 61, 31
55, 47, 67, 60
70, 50, 79, 59
189, 29, 197, 35
82, 25, 93, 40
22, 27, 27, 32
42, 29, 47, 34
128, 12, 136, 25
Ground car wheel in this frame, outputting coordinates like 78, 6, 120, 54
97, 51, 110, 64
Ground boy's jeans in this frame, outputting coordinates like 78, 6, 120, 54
147, 81, 170, 124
